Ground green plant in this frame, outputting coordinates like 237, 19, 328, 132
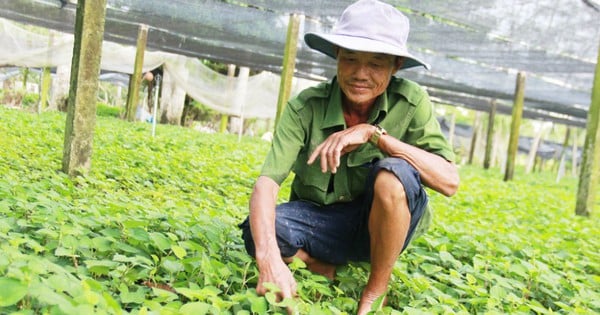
21, 92, 40, 108
96, 102, 123, 118
0, 106, 598, 314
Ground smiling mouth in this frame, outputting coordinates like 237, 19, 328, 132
349, 84, 371, 90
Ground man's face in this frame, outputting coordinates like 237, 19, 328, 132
336, 48, 401, 107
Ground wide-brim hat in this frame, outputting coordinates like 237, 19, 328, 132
305, 0, 430, 70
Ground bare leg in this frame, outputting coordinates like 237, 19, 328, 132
283, 249, 336, 280
357, 170, 411, 315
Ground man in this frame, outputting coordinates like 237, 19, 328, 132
240, 0, 459, 313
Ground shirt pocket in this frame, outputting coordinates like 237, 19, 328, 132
293, 162, 331, 193
347, 144, 385, 168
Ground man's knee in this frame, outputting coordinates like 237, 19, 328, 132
373, 169, 408, 210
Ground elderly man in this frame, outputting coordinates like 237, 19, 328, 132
240, 0, 459, 313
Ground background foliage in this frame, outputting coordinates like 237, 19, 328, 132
0, 106, 598, 314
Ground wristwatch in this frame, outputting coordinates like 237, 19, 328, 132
369, 124, 387, 145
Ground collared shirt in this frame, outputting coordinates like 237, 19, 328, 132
260, 76, 455, 206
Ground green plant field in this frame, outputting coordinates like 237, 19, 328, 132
0, 106, 598, 314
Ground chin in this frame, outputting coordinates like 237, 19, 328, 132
348, 95, 375, 104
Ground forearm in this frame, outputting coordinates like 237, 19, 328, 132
377, 134, 459, 196
249, 176, 282, 264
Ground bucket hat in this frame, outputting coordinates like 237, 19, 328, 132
304, 0, 429, 70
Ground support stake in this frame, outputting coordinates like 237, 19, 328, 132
504, 72, 526, 181
125, 24, 149, 121
274, 13, 302, 130
575, 41, 600, 217
484, 99, 497, 169
62, 0, 107, 176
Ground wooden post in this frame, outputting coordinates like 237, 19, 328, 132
468, 111, 482, 165
39, 67, 52, 113
233, 67, 250, 141
448, 112, 456, 150
62, 0, 107, 176
575, 41, 600, 217
21, 68, 29, 90
219, 113, 229, 133
484, 99, 497, 169
220, 64, 236, 133
556, 127, 571, 182
38, 31, 55, 113
125, 24, 149, 121
526, 122, 551, 174
504, 72, 526, 181
572, 128, 579, 177
274, 13, 301, 130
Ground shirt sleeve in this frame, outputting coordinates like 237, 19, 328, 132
259, 102, 306, 185
405, 94, 456, 163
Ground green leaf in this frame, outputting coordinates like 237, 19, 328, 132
54, 247, 77, 257
171, 244, 187, 259
119, 285, 146, 304
162, 259, 184, 273
490, 285, 507, 299
419, 263, 442, 275
85, 260, 119, 276
128, 227, 150, 242
150, 232, 172, 251
179, 302, 211, 315
0, 277, 28, 307
151, 287, 178, 302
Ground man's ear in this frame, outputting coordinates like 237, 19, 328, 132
394, 57, 404, 71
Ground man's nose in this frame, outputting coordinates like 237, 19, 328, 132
353, 64, 370, 79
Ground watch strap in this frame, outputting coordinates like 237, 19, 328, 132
369, 124, 387, 145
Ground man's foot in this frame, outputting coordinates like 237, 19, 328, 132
285, 249, 337, 280
357, 291, 388, 315
306, 260, 336, 280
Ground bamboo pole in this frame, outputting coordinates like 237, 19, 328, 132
575, 41, 600, 217
572, 128, 579, 177
504, 72, 526, 181
556, 127, 570, 182
125, 24, 149, 121
526, 122, 550, 174
21, 68, 29, 90
274, 13, 302, 130
484, 99, 497, 169
448, 112, 456, 151
220, 64, 236, 133
39, 67, 51, 113
62, 0, 107, 176
468, 111, 482, 165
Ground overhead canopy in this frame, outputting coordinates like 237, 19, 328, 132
1, 0, 598, 127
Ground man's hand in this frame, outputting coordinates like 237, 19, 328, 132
307, 124, 374, 173
256, 256, 297, 302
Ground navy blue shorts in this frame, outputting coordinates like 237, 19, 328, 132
239, 158, 428, 265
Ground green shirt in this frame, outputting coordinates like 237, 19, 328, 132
261, 76, 454, 206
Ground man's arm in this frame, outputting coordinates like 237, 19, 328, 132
307, 124, 459, 197
377, 132, 459, 196
249, 176, 297, 300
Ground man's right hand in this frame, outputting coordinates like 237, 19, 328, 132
256, 256, 297, 301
